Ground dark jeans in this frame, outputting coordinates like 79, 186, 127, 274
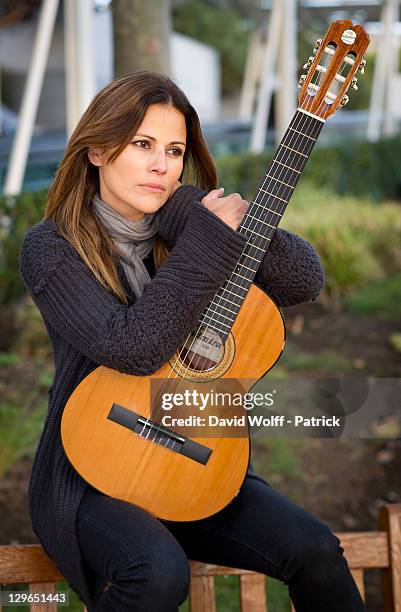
76, 471, 366, 612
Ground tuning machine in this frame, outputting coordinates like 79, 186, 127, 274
340, 94, 349, 108
314, 38, 323, 52
303, 56, 315, 70
350, 76, 358, 91
298, 74, 307, 89
358, 58, 367, 74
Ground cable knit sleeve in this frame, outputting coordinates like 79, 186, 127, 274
253, 228, 325, 307
158, 184, 325, 307
157, 184, 208, 249
19, 202, 247, 376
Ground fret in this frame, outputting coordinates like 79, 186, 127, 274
247, 242, 268, 252
238, 262, 258, 273
244, 227, 266, 240
246, 213, 276, 230
208, 301, 238, 317
281, 133, 315, 158
212, 294, 244, 309
201, 313, 231, 330
251, 201, 283, 216
244, 252, 262, 262
197, 321, 223, 335
272, 159, 301, 174
265, 175, 294, 190
274, 147, 309, 172
223, 286, 247, 300
234, 272, 253, 282
257, 189, 287, 203
280, 143, 308, 158
288, 126, 316, 141
243, 226, 270, 240
230, 279, 252, 291
205, 305, 235, 323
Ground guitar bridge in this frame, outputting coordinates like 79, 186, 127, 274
107, 403, 212, 465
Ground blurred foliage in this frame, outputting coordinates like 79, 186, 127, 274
345, 274, 401, 322
216, 136, 401, 201
172, 0, 251, 96
389, 333, 401, 353
285, 184, 401, 300
0, 190, 47, 304
0, 296, 53, 479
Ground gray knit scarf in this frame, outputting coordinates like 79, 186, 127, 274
92, 192, 159, 298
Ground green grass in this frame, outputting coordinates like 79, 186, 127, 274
266, 344, 353, 378
345, 273, 401, 321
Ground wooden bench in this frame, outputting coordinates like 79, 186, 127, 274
0, 502, 400, 611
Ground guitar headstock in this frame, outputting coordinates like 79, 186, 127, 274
298, 20, 370, 120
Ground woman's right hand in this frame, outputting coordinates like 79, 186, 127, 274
201, 187, 249, 231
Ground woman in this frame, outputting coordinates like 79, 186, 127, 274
19, 70, 365, 612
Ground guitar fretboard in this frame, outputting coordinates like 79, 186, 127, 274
199, 109, 325, 342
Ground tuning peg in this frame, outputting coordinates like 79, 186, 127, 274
350, 76, 358, 91
314, 38, 323, 51
298, 74, 307, 88
358, 58, 367, 74
340, 94, 349, 108
303, 56, 315, 70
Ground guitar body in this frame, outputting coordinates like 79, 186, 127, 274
61, 284, 285, 521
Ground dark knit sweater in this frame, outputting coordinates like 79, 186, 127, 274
19, 184, 324, 608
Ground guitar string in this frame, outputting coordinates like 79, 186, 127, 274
164, 38, 358, 397
138, 109, 320, 448
160, 41, 339, 399
138, 42, 349, 448
154, 49, 346, 447
144, 81, 326, 446
143, 110, 322, 446
134, 110, 312, 445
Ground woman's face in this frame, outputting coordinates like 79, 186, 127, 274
89, 103, 187, 221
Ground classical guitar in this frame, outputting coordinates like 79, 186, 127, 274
61, 21, 369, 521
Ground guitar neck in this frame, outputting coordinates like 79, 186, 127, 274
200, 109, 325, 341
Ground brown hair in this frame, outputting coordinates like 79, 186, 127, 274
44, 70, 218, 303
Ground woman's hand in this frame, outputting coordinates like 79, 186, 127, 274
201, 187, 249, 231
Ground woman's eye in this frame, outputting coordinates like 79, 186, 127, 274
169, 148, 183, 157
134, 140, 150, 148
133, 141, 183, 156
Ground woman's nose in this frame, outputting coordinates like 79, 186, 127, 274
149, 150, 167, 173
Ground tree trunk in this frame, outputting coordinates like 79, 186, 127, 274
112, 0, 172, 77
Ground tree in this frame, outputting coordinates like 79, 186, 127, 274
112, 0, 172, 77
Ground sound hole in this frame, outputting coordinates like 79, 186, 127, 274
179, 326, 224, 372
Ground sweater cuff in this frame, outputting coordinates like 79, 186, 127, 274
157, 184, 208, 248
175, 200, 247, 285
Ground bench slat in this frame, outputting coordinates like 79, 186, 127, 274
379, 503, 401, 612
0, 545, 64, 583
239, 574, 267, 612
350, 569, 365, 601
28, 583, 56, 612
336, 532, 389, 568
189, 576, 216, 612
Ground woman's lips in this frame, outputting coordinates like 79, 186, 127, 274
138, 184, 166, 193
